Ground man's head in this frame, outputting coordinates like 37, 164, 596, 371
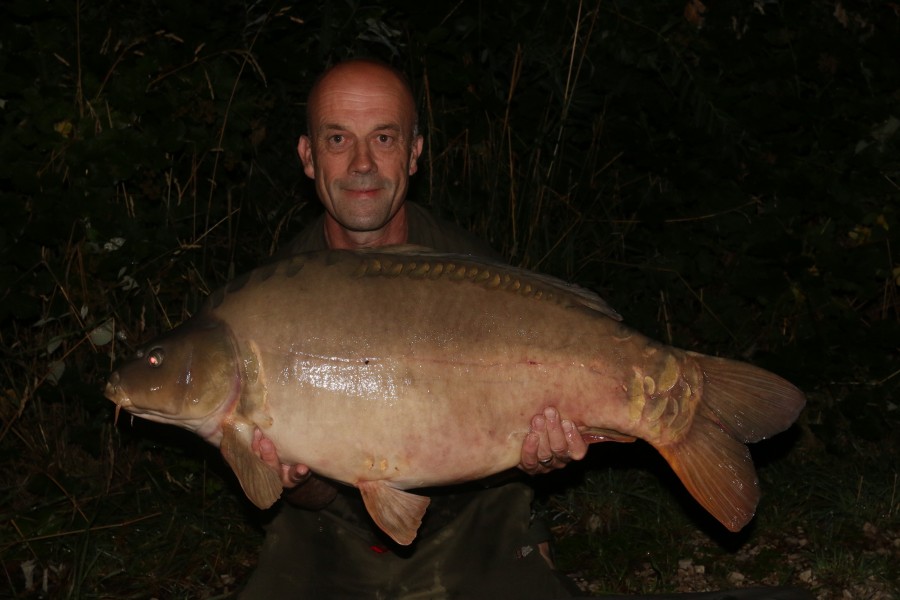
298, 59, 424, 248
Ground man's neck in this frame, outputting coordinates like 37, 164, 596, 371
323, 205, 409, 250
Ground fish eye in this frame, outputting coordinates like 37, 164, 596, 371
147, 348, 165, 367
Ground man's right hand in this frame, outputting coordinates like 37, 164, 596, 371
251, 429, 338, 509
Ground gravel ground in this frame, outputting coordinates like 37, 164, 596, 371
565, 522, 898, 599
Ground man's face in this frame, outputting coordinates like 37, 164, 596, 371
298, 63, 423, 234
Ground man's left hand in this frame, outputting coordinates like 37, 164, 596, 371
519, 407, 588, 475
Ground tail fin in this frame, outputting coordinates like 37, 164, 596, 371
657, 355, 805, 532
696, 354, 807, 444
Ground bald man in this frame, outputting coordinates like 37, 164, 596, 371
241, 59, 586, 599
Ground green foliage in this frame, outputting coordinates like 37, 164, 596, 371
1, 0, 897, 595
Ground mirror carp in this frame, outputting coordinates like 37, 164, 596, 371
105, 248, 805, 546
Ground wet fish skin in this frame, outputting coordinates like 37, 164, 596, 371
104, 248, 806, 545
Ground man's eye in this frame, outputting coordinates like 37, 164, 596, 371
329, 134, 345, 144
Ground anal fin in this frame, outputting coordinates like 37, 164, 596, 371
220, 423, 283, 510
579, 426, 637, 444
358, 480, 430, 546
657, 411, 759, 532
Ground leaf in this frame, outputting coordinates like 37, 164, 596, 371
46, 336, 63, 355
46, 360, 65, 385
89, 319, 116, 346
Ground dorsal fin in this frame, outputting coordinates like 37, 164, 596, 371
354, 246, 622, 321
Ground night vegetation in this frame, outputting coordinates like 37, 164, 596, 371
2, 0, 898, 597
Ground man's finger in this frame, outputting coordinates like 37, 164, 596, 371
519, 431, 542, 471
563, 419, 588, 460
542, 407, 569, 457
282, 464, 311, 488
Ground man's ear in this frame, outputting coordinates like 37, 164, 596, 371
408, 135, 424, 176
297, 136, 315, 178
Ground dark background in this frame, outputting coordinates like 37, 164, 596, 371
1, 0, 898, 596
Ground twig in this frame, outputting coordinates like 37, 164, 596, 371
5, 512, 162, 551
75, 0, 84, 118
890, 473, 897, 519
601, 259, 737, 342
826, 368, 900, 386
600, 199, 759, 226
203, 14, 274, 248
546, 0, 600, 181
659, 289, 673, 345
502, 44, 524, 250
43, 472, 90, 524
423, 65, 434, 213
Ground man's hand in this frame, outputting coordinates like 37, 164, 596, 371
519, 407, 588, 475
251, 429, 338, 509
252, 428, 311, 488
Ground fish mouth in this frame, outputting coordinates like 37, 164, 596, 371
103, 375, 175, 422
103, 367, 241, 435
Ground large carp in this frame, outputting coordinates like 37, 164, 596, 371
104, 247, 805, 545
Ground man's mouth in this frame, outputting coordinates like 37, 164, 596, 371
343, 187, 382, 199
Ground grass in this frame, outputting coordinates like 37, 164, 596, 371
536, 424, 900, 596
2, 406, 263, 598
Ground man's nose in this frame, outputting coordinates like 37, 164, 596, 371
350, 142, 376, 175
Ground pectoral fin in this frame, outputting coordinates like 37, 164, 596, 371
357, 480, 430, 546
220, 423, 283, 510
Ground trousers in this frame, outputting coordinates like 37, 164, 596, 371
240, 482, 577, 599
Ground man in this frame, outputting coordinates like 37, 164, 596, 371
240, 58, 587, 598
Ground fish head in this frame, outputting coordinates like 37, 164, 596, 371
104, 317, 241, 436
